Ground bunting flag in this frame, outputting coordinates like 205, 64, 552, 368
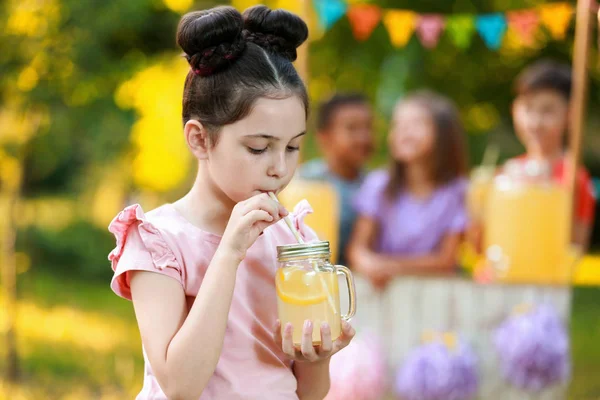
416, 14, 446, 49
476, 13, 507, 50
307, 1, 575, 51
446, 15, 476, 49
383, 10, 417, 48
539, 2, 574, 40
347, 4, 382, 41
507, 10, 540, 46
313, 0, 347, 31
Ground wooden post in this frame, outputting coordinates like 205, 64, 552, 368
566, 0, 594, 238
597, 1, 600, 68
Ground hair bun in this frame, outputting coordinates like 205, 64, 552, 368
242, 5, 308, 61
176, 6, 246, 76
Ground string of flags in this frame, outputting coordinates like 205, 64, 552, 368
312, 1, 575, 50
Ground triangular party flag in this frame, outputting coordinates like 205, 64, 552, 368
347, 4, 382, 41
503, 27, 530, 52
539, 2, 573, 40
313, 0, 347, 31
383, 10, 417, 48
446, 15, 476, 49
507, 10, 540, 46
476, 13, 507, 50
416, 14, 446, 48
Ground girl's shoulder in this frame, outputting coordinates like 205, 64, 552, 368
435, 177, 469, 201
361, 169, 390, 192
444, 176, 469, 193
107, 203, 188, 300
364, 168, 390, 183
107, 203, 224, 300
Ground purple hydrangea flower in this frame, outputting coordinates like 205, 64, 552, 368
493, 303, 570, 392
395, 336, 479, 400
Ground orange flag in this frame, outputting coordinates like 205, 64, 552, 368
383, 10, 417, 48
347, 4, 382, 41
507, 10, 540, 46
539, 2, 573, 40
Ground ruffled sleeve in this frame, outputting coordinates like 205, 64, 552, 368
108, 204, 183, 300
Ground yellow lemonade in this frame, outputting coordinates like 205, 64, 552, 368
276, 265, 341, 345
484, 181, 570, 283
467, 167, 494, 222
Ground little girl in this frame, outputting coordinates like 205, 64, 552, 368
108, 5, 354, 399
348, 91, 469, 288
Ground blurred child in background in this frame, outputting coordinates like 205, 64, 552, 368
348, 91, 469, 288
510, 60, 596, 250
298, 94, 374, 265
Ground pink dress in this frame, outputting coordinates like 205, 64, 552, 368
108, 201, 318, 400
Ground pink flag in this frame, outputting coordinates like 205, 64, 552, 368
416, 14, 446, 48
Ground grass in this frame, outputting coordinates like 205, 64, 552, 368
1, 269, 600, 399
0, 270, 143, 400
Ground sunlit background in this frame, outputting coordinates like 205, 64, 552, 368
1, 0, 600, 398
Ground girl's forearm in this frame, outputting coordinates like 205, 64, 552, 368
162, 249, 239, 399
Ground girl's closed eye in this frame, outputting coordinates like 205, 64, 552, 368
247, 145, 300, 155
247, 146, 267, 155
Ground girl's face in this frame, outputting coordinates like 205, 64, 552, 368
389, 102, 436, 164
512, 89, 569, 159
320, 103, 374, 170
202, 96, 306, 203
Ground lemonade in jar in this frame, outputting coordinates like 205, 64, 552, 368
276, 241, 356, 345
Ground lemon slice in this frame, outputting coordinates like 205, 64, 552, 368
276, 267, 329, 306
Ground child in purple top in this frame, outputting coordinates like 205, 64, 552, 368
348, 91, 469, 288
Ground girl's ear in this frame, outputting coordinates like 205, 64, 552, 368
185, 120, 210, 160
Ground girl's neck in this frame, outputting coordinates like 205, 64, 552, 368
404, 161, 435, 198
173, 165, 235, 236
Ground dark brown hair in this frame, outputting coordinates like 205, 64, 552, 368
385, 90, 468, 199
514, 59, 572, 101
316, 93, 369, 131
176, 5, 309, 144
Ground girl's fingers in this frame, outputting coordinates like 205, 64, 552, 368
333, 320, 356, 353
244, 209, 273, 224
318, 322, 333, 356
273, 320, 283, 347
242, 193, 280, 220
300, 320, 318, 362
281, 322, 296, 359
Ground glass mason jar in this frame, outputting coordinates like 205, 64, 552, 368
275, 241, 357, 346
483, 159, 571, 283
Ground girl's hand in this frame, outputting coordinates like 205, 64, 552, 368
273, 319, 355, 363
220, 193, 288, 262
354, 250, 389, 289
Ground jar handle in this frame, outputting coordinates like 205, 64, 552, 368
335, 265, 356, 321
